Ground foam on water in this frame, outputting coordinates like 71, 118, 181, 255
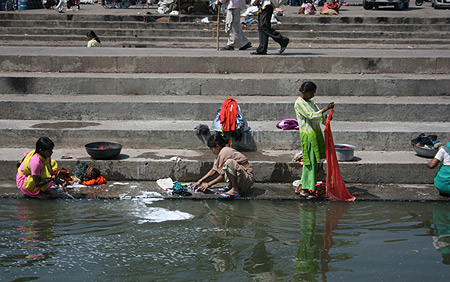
118, 189, 194, 224
133, 207, 194, 224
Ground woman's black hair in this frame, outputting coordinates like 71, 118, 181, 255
207, 133, 228, 148
36, 137, 54, 153
299, 81, 317, 93
87, 30, 101, 43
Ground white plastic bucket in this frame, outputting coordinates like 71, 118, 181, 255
334, 144, 355, 161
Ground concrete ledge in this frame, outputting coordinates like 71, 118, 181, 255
0, 72, 449, 97
0, 119, 448, 150
3, 19, 450, 32
1, 94, 449, 122
0, 47, 449, 74
0, 181, 447, 202
0, 148, 438, 184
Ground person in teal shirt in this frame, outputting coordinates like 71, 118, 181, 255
428, 142, 450, 196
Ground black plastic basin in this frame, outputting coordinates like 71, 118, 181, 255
85, 141, 122, 160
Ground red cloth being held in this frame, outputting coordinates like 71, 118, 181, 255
220, 98, 238, 132
324, 109, 355, 202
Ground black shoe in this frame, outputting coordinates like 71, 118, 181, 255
279, 38, 289, 54
239, 42, 252, 50
220, 45, 234, 51
250, 51, 267, 55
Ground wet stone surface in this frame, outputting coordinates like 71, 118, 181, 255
31, 121, 101, 129
1, 181, 449, 202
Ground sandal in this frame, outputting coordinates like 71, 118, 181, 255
217, 187, 231, 193
218, 192, 241, 199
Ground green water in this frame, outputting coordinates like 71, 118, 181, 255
1, 197, 449, 282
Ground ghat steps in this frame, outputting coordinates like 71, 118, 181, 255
0, 9, 450, 49
0, 4, 449, 186
0, 45, 449, 184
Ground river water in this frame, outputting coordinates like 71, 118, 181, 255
1, 196, 449, 282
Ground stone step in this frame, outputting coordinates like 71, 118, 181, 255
2, 94, 449, 122
1, 12, 448, 25
0, 147, 437, 184
3, 19, 450, 32
1, 72, 448, 96
3, 40, 450, 51
4, 27, 449, 40
1, 46, 449, 74
1, 119, 448, 151
2, 40, 449, 50
3, 34, 450, 47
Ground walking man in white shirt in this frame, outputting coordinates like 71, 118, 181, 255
218, 0, 252, 51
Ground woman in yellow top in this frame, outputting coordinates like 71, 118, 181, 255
16, 137, 61, 199
294, 81, 334, 199
87, 30, 102, 47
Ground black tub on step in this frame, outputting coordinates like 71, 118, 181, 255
85, 141, 122, 160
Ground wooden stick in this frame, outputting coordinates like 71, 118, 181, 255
216, 3, 220, 50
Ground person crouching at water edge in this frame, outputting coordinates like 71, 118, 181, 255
428, 142, 450, 196
16, 137, 62, 199
193, 134, 254, 199
294, 81, 334, 199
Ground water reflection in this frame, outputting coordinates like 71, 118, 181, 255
1, 199, 449, 281
431, 203, 450, 265
204, 201, 255, 272
293, 203, 352, 282
15, 199, 57, 263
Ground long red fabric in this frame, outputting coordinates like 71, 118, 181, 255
324, 109, 356, 202
220, 98, 238, 132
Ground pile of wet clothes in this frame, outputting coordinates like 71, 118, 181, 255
410, 133, 441, 149
75, 162, 107, 186
171, 181, 192, 196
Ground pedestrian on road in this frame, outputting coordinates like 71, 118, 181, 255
87, 30, 102, 47
193, 134, 254, 199
294, 81, 334, 199
251, 0, 289, 55
218, 0, 252, 51
16, 137, 62, 199
428, 142, 450, 196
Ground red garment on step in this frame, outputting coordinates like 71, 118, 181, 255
324, 109, 355, 202
220, 98, 238, 132
82, 175, 107, 186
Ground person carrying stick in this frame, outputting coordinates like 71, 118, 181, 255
217, 0, 252, 51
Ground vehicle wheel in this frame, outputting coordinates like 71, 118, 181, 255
363, 0, 374, 9
415, 0, 423, 5
395, 0, 407, 9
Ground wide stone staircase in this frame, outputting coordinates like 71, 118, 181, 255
0, 9, 449, 189
0, 10, 450, 49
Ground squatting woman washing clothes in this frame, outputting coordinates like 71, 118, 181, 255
193, 134, 254, 199
294, 81, 334, 199
428, 142, 450, 196
16, 137, 62, 199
